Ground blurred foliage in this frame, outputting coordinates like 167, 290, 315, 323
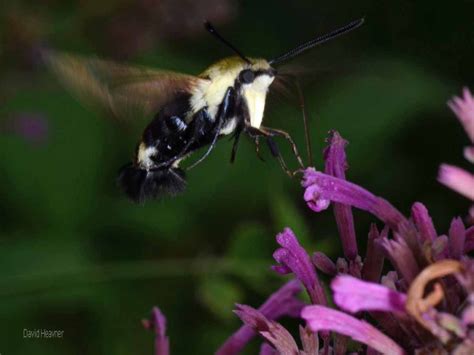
1, 0, 473, 354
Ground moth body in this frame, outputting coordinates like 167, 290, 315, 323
45, 18, 364, 203
134, 57, 275, 168
117, 57, 276, 202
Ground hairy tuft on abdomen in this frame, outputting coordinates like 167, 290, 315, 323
117, 164, 186, 203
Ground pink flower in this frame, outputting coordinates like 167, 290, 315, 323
439, 87, 474, 219
234, 305, 299, 354
142, 307, 169, 355
216, 280, 304, 355
331, 275, 407, 314
438, 164, 474, 201
233, 305, 319, 354
301, 305, 406, 355
411, 202, 438, 242
448, 87, 474, 144
302, 168, 407, 231
272, 228, 327, 305
361, 224, 386, 282
324, 131, 358, 260
142, 86, 474, 354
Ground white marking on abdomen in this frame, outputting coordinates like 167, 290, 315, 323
137, 143, 158, 170
219, 117, 237, 135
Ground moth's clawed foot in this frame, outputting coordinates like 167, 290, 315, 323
254, 136, 266, 162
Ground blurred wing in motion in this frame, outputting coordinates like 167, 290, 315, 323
43, 50, 205, 122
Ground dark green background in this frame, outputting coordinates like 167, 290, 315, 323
1, 0, 472, 353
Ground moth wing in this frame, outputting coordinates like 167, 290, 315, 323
44, 50, 204, 122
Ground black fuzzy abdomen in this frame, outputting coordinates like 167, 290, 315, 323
141, 93, 194, 163
117, 90, 238, 202
117, 93, 217, 202
117, 163, 186, 203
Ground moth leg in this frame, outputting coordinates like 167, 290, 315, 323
230, 128, 242, 163
186, 115, 222, 170
187, 87, 236, 170
266, 136, 293, 176
254, 136, 265, 162
246, 126, 293, 177
259, 126, 305, 169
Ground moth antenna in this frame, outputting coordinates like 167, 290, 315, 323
204, 21, 251, 64
269, 18, 365, 65
296, 81, 314, 167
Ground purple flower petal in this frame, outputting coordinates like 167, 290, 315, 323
465, 226, 474, 253
302, 305, 405, 355
258, 280, 305, 319
448, 87, 474, 142
331, 275, 407, 314
379, 235, 420, 286
259, 342, 276, 355
464, 146, 474, 164
272, 228, 326, 305
312, 251, 336, 276
216, 280, 304, 355
299, 325, 319, 354
334, 333, 350, 355
367, 347, 382, 355
411, 202, 437, 243
461, 300, 474, 327
362, 224, 386, 282
438, 164, 474, 201
448, 217, 466, 259
304, 184, 331, 212
432, 235, 449, 260
234, 305, 299, 355
381, 271, 399, 291
437, 312, 466, 338
324, 131, 358, 260
142, 307, 169, 355
348, 256, 363, 278
453, 339, 474, 354
396, 220, 422, 256
336, 257, 349, 274
420, 309, 452, 344
302, 168, 407, 231
271, 263, 291, 275
457, 259, 474, 293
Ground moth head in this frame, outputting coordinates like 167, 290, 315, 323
201, 18, 365, 127
237, 58, 276, 128
201, 56, 276, 128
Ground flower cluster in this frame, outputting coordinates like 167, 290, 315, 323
143, 89, 474, 354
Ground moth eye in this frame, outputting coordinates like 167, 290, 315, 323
240, 69, 255, 84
